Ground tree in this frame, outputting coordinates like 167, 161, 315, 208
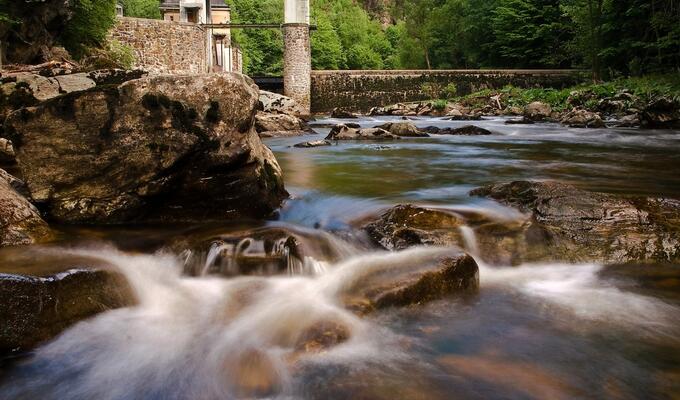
61, 0, 117, 58
120, 0, 161, 19
311, 13, 346, 69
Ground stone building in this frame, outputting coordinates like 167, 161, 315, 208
158, 0, 242, 73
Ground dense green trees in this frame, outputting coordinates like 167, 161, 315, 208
2, 0, 677, 77
389, 0, 679, 77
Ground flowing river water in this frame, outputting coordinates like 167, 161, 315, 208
1, 115, 680, 399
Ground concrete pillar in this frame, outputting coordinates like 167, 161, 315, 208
283, 0, 311, 116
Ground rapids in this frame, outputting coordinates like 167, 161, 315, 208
1, 115, 679, 399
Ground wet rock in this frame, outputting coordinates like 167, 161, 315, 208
524, 101, 552, 121
294, 140, 332, 148
640, 97, 680, 129
330, 107, 358, 119
259, 90, 307, 118
295, 320, 350, 353
363, 204, 465, 251
0, 169, 52, 247
0, 265, 134, 355
255, 111, 310, 137
5, 74, 287, 224
226, 349, 281, 398
560, 109, 605, 128
424, 125, 492, 136
374, 122, 429, 137
354, 253, 479, 310
471, 180, 680, 264
325, 124, 399, 141
505, 117, 535, 125
176, 226, 343, 277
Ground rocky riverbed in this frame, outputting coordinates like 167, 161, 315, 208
1, 72, 680, 399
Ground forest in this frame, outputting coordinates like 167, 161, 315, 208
1, 0, 679, 79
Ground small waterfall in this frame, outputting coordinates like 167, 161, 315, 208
458, 225, 479, 256
202, 241, 234, 276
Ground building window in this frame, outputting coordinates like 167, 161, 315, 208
170, 16, 174, 21
187, 9, 198, 23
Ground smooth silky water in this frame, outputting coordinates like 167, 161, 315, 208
1, 116, 680, 399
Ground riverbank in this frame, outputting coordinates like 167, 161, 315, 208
361, 74, 680, 129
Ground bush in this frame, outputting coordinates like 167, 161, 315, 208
81, 40, 136, 70
433, 99, 448, 110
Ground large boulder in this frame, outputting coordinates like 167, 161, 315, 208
258, 91, 306, 118
374, 122, 429, 137
0, 169, 52, 247
471, 181, 680, 264
5, 74, 287, 224
0, 254, 134, 355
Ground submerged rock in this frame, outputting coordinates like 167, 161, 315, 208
505, 117, 535, 125
325, 124, 399, 141
293, 140, 332, 148
5, 74, 287, 224
0, 263, 134, 355
374, 122, 429, 137
0, 169, 52, 247
423, 125, 493, 136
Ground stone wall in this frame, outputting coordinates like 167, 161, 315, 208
109, 17, 207, 74
310, 70, 588, 113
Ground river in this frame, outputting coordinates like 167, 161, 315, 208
1, 115, 679, 399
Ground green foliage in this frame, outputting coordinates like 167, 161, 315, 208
443, 83, 458, 99
432, 99, 448, 110
106, 39, 136, 69
61, 0, 117, 59
120, 0, 161, 19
